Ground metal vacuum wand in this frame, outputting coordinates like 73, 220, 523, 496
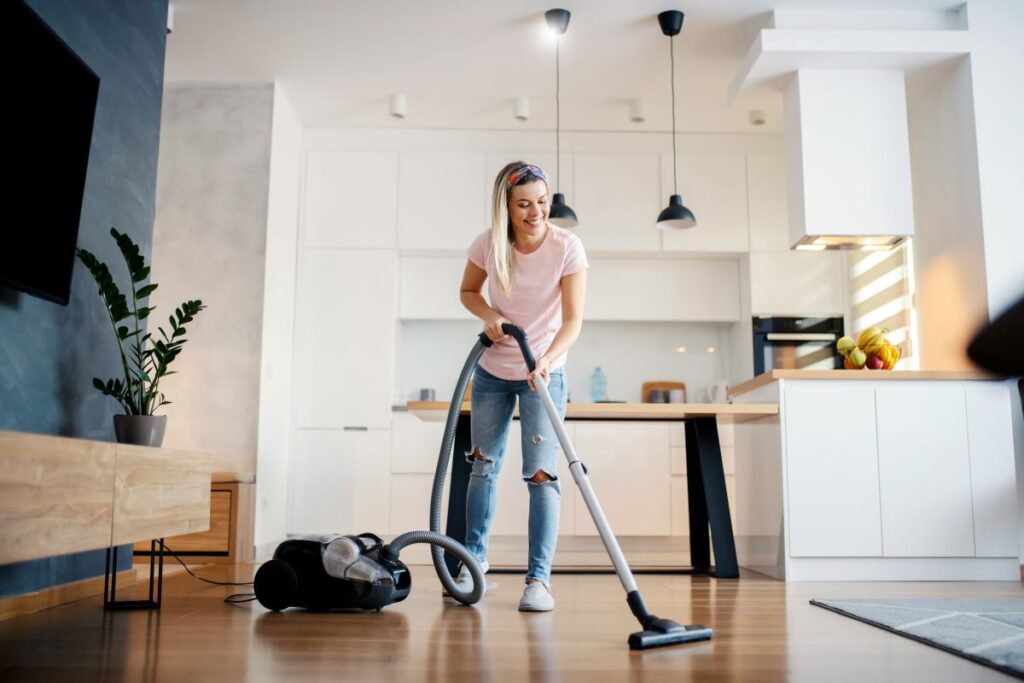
486, 324, 713, 650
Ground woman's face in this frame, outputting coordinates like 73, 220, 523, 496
507, 180, 549, 240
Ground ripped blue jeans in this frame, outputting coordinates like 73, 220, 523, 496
464, 365, 567, 584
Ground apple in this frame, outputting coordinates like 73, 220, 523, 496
865, 355, 884, 370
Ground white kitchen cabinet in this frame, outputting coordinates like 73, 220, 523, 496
491, 421, 577, 537
291, 429, 392, 535
784, 383, 883, 557
571, 422, 671, 536
573, 153, 662, 252
303, 150, 399, 249
397, 152, 488, 250
661, 153, 749, 253
586, 258, 740, 321
876, 385, 976, 557
293, 249, 397, 429
749, 251, 845, 316
747, 155, 790, 252
389, 473, 448, 536
399, 256, 475, 320
965, 385, 1020, 557
391, 411, 447, 474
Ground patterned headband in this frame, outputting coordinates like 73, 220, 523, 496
507, 164, 548, 191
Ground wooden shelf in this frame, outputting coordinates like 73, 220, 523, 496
0, 430, 212, 566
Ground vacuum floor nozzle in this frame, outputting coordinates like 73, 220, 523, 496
628, 618, 714, 650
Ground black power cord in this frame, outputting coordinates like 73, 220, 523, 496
156, 540, 257, 605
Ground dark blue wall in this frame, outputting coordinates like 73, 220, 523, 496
0, 0, 169, 597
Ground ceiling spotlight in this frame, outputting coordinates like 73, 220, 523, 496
749, 109, 766, 126
390, 94, 407, 119
629, 99, 646, 123
675, 346, 687, 353
706, 346, 716, 353
515, 96, 530, 121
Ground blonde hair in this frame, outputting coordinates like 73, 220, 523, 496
489, 161, 549, 295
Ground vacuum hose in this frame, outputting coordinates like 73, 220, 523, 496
381, 339, 489, 606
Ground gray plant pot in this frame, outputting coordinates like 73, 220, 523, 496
113, 415, 167, 447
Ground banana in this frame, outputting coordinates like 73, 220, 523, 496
857, 325, 882, 349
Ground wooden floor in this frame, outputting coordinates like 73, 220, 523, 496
0, 563, 1020, 682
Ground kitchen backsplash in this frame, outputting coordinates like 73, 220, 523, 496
396, 320, 736, 405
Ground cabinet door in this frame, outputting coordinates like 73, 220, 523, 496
490, 421, 576, 537
784, 383, 883, 557
747, 155, 790, 251
303, 150, 398, 249
572, 422, 671, 536
293, 250, 397, 429
876, 386, 975, 557
391, 411, 447, 474
965, 385, 1019, 557
399, 256, 475, 320
291, 429, 391, 535
661, 153, 749, 253
397, 152, 487, 250
573, 153, 661, 252
749, 251, 844, 316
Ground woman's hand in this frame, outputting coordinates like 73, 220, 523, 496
527, 355, 552, 392
483, 314, 511, 343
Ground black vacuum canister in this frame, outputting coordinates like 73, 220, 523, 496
254, 536, 411, 612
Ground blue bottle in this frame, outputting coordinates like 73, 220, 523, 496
589, 367, 608, 403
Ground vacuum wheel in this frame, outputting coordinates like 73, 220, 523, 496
254, 559, 298, 611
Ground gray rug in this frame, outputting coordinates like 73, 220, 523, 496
811, 598, 1024, 679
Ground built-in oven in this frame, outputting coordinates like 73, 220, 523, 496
752, 316, 845, 375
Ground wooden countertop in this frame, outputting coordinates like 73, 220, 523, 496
729, 369, 1002, 399
406, 401, 778, 422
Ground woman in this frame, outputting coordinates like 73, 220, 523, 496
456, 161, 588, 611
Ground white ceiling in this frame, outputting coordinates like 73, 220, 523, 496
164, 0, 961, 133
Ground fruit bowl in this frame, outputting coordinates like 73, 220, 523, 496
837, 326, 900, 370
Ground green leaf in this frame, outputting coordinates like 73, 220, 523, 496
138, 306, 153, 320
117, 326, 130, 340
136, 284, 158, 299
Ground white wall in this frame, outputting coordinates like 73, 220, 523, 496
255, 84, 303, 553
965, 0, 1024, 565
151, 83, 274, 474
398, 320, 734, 406
906, 57, 989, 370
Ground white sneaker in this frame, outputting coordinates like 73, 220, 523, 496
518, 580, 554, 612
443, 560, 489, 596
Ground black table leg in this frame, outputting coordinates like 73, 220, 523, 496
104, 539, 165, 610
443, 413, 473, 577
685, 417, 739, 579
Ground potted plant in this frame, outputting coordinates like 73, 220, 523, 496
77, 228, 206, 446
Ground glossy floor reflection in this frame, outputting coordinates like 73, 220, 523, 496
0, 564, 1020, 681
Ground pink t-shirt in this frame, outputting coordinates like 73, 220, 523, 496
467, 224, 589, 380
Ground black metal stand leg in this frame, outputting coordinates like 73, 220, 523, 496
685, 417, 739, 579
104, 538, 165, 610
443, 414, 473, 577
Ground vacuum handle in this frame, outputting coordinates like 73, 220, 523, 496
477, 323, 536, 372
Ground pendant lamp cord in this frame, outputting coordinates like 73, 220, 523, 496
670, 34, 677, 196
556, 35, 561, 193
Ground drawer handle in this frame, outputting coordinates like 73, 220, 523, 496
343, 426, 368, 431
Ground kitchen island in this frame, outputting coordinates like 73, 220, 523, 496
408, 400, 777, 579
730, 370, 1019, 581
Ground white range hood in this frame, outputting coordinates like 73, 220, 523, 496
730, 21, 970, 251
784, 69, 914, 251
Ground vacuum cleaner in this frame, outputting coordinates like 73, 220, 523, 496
254, 323, 712, 649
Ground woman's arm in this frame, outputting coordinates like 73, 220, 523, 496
460, 259, 509, 342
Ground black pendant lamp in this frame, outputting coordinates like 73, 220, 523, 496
545, 9, 578, 228
656, 10, 696, 231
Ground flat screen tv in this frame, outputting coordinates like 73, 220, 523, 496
1, 0, 100, 305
